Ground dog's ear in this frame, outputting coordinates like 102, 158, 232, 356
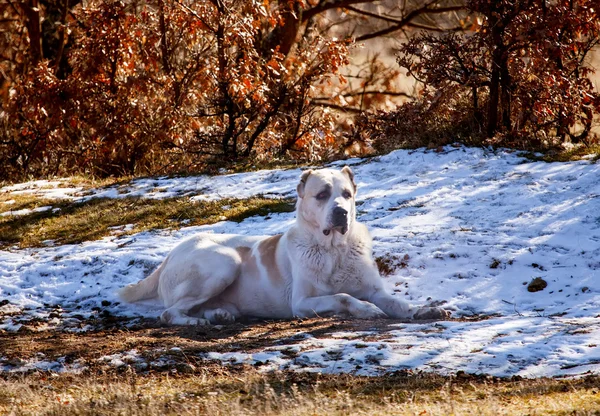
297, 169, 313, 198
341, 166, 357, 192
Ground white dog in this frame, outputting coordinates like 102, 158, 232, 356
119, 167, 450, 325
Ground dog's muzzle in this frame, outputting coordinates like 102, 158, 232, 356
323, 207, 349, 236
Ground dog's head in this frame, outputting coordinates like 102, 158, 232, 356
296, 166, 357, 239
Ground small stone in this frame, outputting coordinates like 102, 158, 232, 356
177, 363, 196, 373
527, 277, 547, 292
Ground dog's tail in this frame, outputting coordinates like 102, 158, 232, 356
118, 261, 164, 303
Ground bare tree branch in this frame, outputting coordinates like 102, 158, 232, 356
175, 0, 216, 33
353, 5, 466, 41
406, 22, 464, 32
314, 90, 412, 100
312, 100, 363, 113
302, 0, 376, 22
345, 5, 406, 24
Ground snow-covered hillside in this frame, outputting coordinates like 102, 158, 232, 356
1, 146, 599, 378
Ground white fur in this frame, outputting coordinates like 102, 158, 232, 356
119, 167, 450, 325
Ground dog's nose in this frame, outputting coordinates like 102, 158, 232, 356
333, 207, 348, 217
332, 207, 348, 226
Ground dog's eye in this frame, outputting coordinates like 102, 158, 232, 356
316, 191, 329, 200
342, 190, 352, 199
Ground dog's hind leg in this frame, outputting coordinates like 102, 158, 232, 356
202, 305, 238, 324
161, 297, 211, 326
159, 243, 244, 326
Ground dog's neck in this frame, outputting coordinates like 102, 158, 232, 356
295, 213, 353, 249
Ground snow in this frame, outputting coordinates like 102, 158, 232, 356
202, 317, 600, 378
1, 146, 599, 378
0, 206, 53, 217
0, 353, 87, 374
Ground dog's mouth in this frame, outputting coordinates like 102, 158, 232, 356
323, 225, 348, 236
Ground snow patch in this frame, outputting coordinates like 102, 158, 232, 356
1, 146, 600, 377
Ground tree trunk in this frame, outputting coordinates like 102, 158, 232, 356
500, 58, 512, 132
158, 0, 171, 75
276, 0, 301, 57
472, 86, 482, 128
487, 57, 500, 137
215, 0, 235, 157
50, 0, 70, 77
21, 0, 43, 67
486, 6, 504, 138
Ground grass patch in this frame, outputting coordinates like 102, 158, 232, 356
0, 193, 57, 211
521, 144, 600, 163
0, 174, 129, 192
2, 318, 599, 415
0, 196, 295, 248
375, 254, 410, 277
1, 369, 600, 415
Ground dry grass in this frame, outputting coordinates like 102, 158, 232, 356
521, 144, 600, 163
0, 194, 294, 248
2, 318, 599, 416
2, 173, 600, 415
1, 369, 599, 415
375, 254, 410, 277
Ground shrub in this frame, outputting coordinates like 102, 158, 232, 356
362, 0, 600, 152
0, 0, 349, 180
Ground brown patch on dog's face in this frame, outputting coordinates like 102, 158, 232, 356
341, 166, 357, 193
297, 170, 313, 199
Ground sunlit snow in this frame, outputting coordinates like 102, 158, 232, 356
1, 146, 599, 377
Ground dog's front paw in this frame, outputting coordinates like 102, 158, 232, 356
351, 300, 388, 319
413, 307, 451, 320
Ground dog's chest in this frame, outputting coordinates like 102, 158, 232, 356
303, 243, 364, 291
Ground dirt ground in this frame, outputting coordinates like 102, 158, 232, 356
0, 313, 497, 374
2, 316, 600, 416
0, 317, 416, 367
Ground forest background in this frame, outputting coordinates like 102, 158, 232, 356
1, 0, 599, 181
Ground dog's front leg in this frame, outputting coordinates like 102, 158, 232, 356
368, 290, 414, 319
369, 289, 449, 320
292, 293, 387, 319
